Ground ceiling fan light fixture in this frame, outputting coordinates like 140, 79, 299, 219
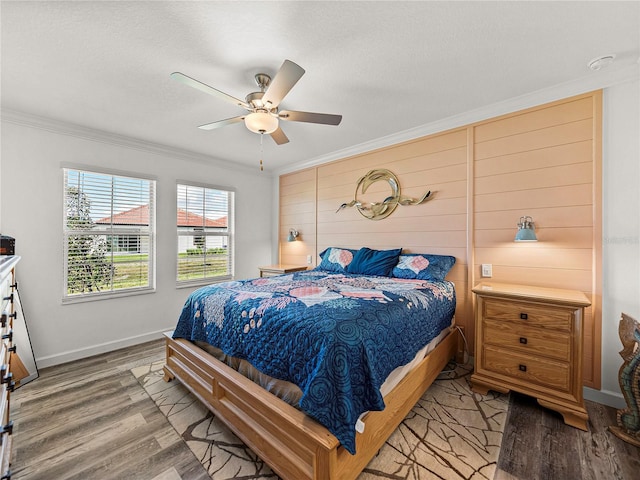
173, 60, 340, 145
244, 111, 278, 134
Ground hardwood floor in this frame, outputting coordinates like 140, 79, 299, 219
10, 340, 209, 480
9, 340, 640, 479
496, 392, 640, 480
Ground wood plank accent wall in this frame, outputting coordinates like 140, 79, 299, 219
279, 91, 602, 389
279, 167, 317, 267
473, 92, 602, 388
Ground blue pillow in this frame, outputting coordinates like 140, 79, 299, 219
392, 254, 456, 281
316, 247, 357, 273
346, 247, 402, 277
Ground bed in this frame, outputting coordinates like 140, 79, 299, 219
164, 249, 460, 480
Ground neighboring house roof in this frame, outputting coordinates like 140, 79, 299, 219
96, 204, 227, 228
96, 204, 149, 226
177, 209, 227, 228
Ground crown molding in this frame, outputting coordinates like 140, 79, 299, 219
0, 108, 267, 176
275, 63, 639, 176
3, 61, 637, 180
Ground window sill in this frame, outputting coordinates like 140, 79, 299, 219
176, 276, 233, 289
62, 287, 156, 305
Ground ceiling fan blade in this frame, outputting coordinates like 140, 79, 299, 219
198, 116, 245, 130
261, 60, 305, 109
270, 127, 289, 145
279, 110, 342, 126
171, 72, 250, 109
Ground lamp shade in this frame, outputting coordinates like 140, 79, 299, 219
287, 229, 299, 242
515, 227, 537, 241
515, 216, 538, 242
244, 111, 278, 134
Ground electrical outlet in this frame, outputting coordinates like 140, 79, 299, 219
481, 264, 493, 278
307, 255, 313, 265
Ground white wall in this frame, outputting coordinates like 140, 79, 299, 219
597, 77, 640, 407
0, 116, 274, 367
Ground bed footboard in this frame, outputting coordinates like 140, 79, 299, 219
163, 327, 458, 480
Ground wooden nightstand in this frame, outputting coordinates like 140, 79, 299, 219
470, 282, 591, 430
258, 264, 308, 277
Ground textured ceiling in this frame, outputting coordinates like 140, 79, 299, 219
1, 1, 639, 173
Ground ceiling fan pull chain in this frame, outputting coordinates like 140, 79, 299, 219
260, 133, 264, 171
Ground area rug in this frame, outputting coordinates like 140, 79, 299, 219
132, 361, 508, 480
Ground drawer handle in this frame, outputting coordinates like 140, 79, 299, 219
0, 312, 17, 329
2, 294, 12, 302
8, 345, 16, 354
1, 420, 13, 435
519, 364, 527, 372
520, 313, 528, 320
1, 372, 12, 385
1, 330, 12, 342
519, 337, 528, 345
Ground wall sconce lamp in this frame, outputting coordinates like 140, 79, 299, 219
515, 216, 538, 242
287, 229, 299, 242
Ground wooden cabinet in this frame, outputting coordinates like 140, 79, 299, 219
470, 282, 591, 430
258, 264, 308, 277
0, 256, 19, 479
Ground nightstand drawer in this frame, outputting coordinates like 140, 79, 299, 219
483, 318, 571, 362
484, 298, 573, 331
482, 345, 570, 392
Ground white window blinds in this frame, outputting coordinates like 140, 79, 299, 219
177, 183, 234, 285
63, 168, 155, 300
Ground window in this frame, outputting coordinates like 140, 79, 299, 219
116, 235, 141, 253
177, 183, 234, 285
63, 168, 155, 301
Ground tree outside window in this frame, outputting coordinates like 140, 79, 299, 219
63, 168, 155, 301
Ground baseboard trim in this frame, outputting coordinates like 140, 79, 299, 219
583, 387, 626, 409
35, 328, 174, 368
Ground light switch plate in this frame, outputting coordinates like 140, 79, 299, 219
307, 255, 313, 264
481, 264, 493, 278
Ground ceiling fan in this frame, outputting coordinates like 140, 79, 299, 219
171, 60, 342, 146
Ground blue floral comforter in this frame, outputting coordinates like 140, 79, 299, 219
173, 270, 456, 454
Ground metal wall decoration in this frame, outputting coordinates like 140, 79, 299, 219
609, 312, 640, 447
336, 169, 432, 220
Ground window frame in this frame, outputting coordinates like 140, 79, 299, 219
62, 166, 156, 303
176, 181, 235, 288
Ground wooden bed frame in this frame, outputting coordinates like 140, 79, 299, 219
163, 326, 460, 480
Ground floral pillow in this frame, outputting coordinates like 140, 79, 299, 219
315, 247, 358, 273
391, 254, 456, 282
